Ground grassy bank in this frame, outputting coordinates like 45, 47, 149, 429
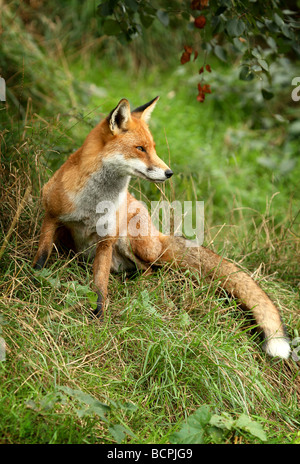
0, 1, 299, 444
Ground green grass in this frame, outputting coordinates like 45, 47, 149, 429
0, 250, 299, 443
0, 2, 299, 444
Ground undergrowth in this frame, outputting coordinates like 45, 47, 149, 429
0, 0, 299, 444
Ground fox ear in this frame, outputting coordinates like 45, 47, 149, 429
108, 99, 132, 134
132, 96, 159, 123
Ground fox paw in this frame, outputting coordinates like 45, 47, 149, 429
92, 292, 105, 320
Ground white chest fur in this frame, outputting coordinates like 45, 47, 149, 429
60, 162, 130, 252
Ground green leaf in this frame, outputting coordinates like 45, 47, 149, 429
90, 401, 111, 418
76, 406, 90, 418
108, 399, 138, 412
37, 268, 61, 288
235, 414, 267, 441
266, 36, 277, 51
251, 64, 262, 72
170, 405, 212, 444
156, 10, 169, 27
58, 386, 110, 420
124, 0, 139, 12
202, 42, 212, 53
258, 59, 269, 71
97, 0, 117, 17
255, 20, 264, 31
181, 12, 190, 21
281, 23, 293, 39
239, 66, 255, 81
226, 18, 245, 37
261, 88, 274, 100
117, 401, 138, 412
274, 12, 284, 27
209, 413, 235, 430
207, 426, 225, 443
109, 424, 126, 443
190, 405, 212, 427
140, 11, 155, 28
103, 19, 121, 36
251, 48, 261, 59
170, 421, 204, 444
211, 16, 225, 34
109, 424, 135, 443
214, 45, 227, 62
265, 19, 279, 33
233, 37, 246, 51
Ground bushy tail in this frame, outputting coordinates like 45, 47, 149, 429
158, 236, 290, 359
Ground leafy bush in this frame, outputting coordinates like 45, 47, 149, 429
97, 0, 300, 102
170, 404, 267, 444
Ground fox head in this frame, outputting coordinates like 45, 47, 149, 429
103, 97, 173, 183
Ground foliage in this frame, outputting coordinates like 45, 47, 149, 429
0, 0, 299, 445
97, 0, 300, 101
57, 387, 137, 443
169, 404, 267, 444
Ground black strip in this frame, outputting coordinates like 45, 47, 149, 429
132, 96, 159, 114
93, 291, 104, 320
33, 250, 48, 270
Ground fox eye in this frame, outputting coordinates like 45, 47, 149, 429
136, 146, 146, 152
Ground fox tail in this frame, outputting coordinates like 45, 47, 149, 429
158, 236, 290, 359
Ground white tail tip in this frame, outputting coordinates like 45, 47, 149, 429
264, 338, 291, 359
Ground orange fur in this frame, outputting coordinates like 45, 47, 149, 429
33, 97, 291, 359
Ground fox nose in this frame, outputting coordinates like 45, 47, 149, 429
165, 169, 173, 178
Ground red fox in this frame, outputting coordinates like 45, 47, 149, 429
33, 97, 290, 359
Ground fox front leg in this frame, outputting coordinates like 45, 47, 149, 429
33, 214, 58, 270
92, 238, 115, 319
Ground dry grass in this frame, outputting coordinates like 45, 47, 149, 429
0, 125, 299, 443
0, 4, 299, 438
